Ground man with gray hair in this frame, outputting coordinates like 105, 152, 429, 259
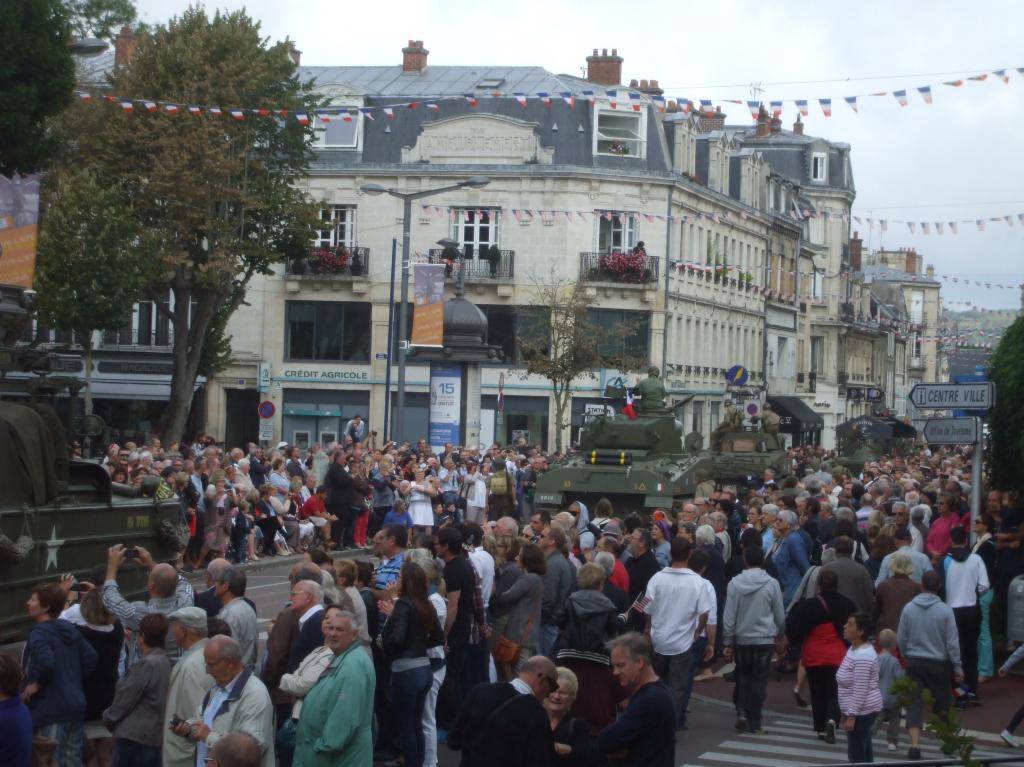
170, 635, 276, 766
598, 633, 675, 765
910, 504, 931, 551
196, 557, 231, 617
164, 607, 214, 767
214, 567, 259, 670
287, 580, 326, 674
710, 511, 731, 561
595, 550, 628, 611
209, 731, 262, 767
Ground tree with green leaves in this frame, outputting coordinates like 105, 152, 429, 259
52, 7, 319, 443
519, 272, 648, 452
989, 315, 1024, 493
0, 0, 75, 177
34, 167, 145, 416
66, 0, 137, 39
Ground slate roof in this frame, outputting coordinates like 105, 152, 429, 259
296, 65, 607, 98
861, 264, 940, 286
75, 48, 115, 89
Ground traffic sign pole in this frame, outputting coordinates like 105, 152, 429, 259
971, 417, 983, 533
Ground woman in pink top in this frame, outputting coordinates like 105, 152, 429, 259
836, 612, 883, 763
926, 493, 962, 562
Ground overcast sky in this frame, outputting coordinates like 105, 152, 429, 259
133, 0, 1024, 310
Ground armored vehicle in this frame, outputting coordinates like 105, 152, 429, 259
707, 430, 790, 488
534, 410, 711, 516
834, 416, 917, 476
0, 283, 184, 644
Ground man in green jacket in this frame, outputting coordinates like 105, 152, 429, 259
294, 606, 375, 767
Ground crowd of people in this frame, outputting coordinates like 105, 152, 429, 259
4, 432, 1024, 767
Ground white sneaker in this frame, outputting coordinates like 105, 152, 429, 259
887, 743, 898, 752
1000, 730, 1018, 748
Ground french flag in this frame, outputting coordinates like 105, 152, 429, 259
537, 92, 551, 107
230, 110, 245, 120
275, 109, 289, 118
561, 92, 575, 108
795, 99, 808, 116
359, 108, 374, 120
819, 98, 832, 117
701, 99, 714, 115
629, 92, 642, 112
144, 101, 158, 113
769, 100, 782, 117
254, 108, 270, 117
894, 90, 908, 107
514, 93, 527, 107
622, 389, 638, 420
119, 101, 134, 112
426, 103, 439, 112
77, 91, 92, 102
295, 112, 310, 125
607, 90, 619, 109
651, 95, 665, 113
995, 69, 1009, 84
188, 105, 202, 115
917, 86, 933, 104
844, 96, 858, 113
463, 94, 477, 107
581, 90, 595, 105
209, 107, 223, 117
382, 107, 394, 119
316, 111, 331, 123
164, 103, 179, 114
746, 100, 760, 119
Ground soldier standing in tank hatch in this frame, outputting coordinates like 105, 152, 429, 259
711, 400, 744, 451
755, 403, 781, 435
635, 366, 667, 413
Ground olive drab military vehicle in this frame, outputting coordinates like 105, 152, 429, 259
0, 283, 184, 644
833, 416, 917, 476
706, 429, 790, 488
534, 378, 711, 515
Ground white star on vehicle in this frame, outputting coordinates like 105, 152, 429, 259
45, 524, 65, 572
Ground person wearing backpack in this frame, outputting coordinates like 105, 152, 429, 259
487, 461, 516, 522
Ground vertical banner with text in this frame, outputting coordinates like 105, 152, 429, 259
429, 362, 462, 453
0, 174, 40, 288
411, 263, 445, 347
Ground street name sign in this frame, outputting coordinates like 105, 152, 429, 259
922, 417, 979, 445
908, 382, 994, 410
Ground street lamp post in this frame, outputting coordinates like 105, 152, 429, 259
360, 177, 490, 443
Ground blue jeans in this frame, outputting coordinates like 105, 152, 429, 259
679, 636, 707, 727
539, 624, 559, 658
846, 714, 876, 763
113, 738, 161, 767
36, 721, 83, 767
389, 664, 432, 767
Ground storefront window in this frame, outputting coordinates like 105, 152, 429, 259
286, 301, 370, 361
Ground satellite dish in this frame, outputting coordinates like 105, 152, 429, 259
812, 254, 828, 270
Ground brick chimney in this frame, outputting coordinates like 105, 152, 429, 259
114, 25, 138, 66
631, 78, 664, 97
792, 114, 804, 135
926, 264, 935, 279
755, 105, 771, 138
586, 48, 623, 86
698, 105, 726, 132
402, 40, 428, 72
849, 231, 863, 272
905, 248, 919, 275
285, 41, 301, 67
770, 114, 782, 134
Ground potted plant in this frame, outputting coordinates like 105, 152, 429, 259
607, 140, 630, 156
310, 246, 350, 274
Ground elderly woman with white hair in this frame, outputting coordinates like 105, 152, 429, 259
768, 508, 811, 607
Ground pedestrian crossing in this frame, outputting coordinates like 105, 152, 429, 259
680, 716, 1024, 767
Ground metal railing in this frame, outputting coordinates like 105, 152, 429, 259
286, 246, 371, 278
579, 252, 660, 285
425, 248, 514, 281
98, 329, 174, 349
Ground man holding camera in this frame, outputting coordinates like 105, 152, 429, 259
102, 543, 194, 665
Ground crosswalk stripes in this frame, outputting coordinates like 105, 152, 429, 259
680, 716, 1023, 767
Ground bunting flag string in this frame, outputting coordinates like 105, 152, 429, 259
71, 65, 1022, 127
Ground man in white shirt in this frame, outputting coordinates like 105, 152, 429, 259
643, 539, 711, 729
876, 527, 933, 584
466, 525, 495, 605
945, 525, 989, 703
461, 459, 488, 525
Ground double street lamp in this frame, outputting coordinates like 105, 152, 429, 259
360, 176, 490, 442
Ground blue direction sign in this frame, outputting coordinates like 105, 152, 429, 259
725, 365, 750, 386
257, 400, 276, 419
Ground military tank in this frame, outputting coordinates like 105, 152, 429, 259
534, 405, 711, 516
0, 282, 184, 644
706, 429, 790, 488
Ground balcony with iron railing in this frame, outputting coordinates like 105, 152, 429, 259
99, 329, 174, 350
579, 252, 660, 286
285, 246, 371, 280
425, 248, 514, 282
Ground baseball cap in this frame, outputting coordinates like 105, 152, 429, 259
168, 606, 208, 633
275, 441, 289, 450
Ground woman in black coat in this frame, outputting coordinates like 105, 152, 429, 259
546, 667, 599, 767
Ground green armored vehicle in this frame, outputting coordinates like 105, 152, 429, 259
834, 416, 917, 476
707, 430, 790, 488
0, 283, 184, 644
534, 368, 711, 515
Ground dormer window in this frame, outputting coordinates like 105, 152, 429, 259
811, 152, 828, 183
314, 112, 361, 148
595, 106, 647, 159
475, 77, 505, 90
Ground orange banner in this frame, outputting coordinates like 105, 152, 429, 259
411, 263, 445, 347
0, 175, 40, 288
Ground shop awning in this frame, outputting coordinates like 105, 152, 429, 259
767, 395, 824, 433
836, 416, 916, 441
